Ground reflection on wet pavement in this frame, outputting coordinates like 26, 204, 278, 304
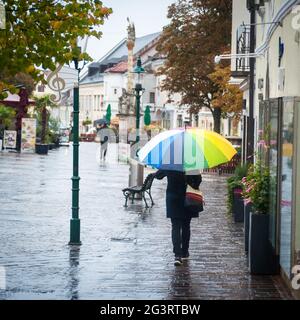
0, 143, 293, 300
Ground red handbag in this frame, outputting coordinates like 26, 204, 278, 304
184, 185, 204, 213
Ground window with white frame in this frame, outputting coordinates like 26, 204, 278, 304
149, 92, 155, 104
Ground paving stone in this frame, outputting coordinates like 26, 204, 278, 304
0, 143, 294, 300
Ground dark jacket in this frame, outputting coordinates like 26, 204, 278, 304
99, 125, 109, 145
156, 170, 202, 219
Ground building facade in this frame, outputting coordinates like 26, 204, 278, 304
231, 0, 300, 295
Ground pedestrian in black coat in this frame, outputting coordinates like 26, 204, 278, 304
156, 170, 202, 266
99, 123, 109, 161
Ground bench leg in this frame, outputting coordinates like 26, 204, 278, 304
124, 195, 129, 207
142, 193, 149, 208
131, 193, 135, 204
150, 192, 154, 206
145, 190, 154, 207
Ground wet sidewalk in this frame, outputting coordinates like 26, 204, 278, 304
0, 143, 293, 300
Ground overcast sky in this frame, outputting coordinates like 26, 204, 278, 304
86, 0, 175, 62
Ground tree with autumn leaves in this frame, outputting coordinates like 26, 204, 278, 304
156, 0, 242, 133
0, 0, 112, 100
209, 64, 243, 133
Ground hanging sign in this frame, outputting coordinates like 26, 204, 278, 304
46, 64, 78, 104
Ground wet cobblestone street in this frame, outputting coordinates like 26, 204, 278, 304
0, 143, 293, 300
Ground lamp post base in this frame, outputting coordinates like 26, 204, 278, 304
129, 159, 144, 200
69, 218, 81, 245
129, 159, 144, 186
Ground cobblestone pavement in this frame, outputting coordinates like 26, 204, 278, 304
0, 143, 294, 300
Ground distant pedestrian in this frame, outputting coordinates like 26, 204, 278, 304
156, 170, 202, 266
99, 123, 109, 161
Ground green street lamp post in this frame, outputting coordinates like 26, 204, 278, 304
134, 56, 145, 147
68, 37, 89, 245
69, 57, 81, 245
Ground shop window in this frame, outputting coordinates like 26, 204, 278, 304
268, 98, 281, 249
280, 99, 295, 277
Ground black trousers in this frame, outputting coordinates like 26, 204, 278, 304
171, 218, 192, 257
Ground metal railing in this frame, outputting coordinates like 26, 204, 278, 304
236, 25, 251, 72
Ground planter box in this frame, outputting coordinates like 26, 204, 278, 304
35, 144, 49, 155
48, 143, 56, 150
244, 203, 252, 253
249, 212, 279, 275
232, 188, 244, 223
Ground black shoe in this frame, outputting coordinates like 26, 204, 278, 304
182, 252, 190, 260
174, 257, 183, 266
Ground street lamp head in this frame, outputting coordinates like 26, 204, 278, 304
134, 56, 145, 74
72, 37, 89, 72
135, 83, 143, 91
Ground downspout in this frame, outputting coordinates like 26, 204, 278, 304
247, 0, 256, 164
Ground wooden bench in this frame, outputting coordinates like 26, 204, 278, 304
122, 173, 156, 208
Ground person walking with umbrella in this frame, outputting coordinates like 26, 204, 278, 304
138, 128, 237, 266
97, 119, 109, 161
156, 170, 202, 266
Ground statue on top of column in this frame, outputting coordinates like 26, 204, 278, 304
127, 17, 135, 46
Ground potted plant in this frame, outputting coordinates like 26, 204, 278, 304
243, 197, 252, 254
226, 163, 248, 223
34, 95, 57, 155
48, 117, 60, 149
242, 162, 279, 274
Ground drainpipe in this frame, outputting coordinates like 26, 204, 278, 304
247, 0, 257, 164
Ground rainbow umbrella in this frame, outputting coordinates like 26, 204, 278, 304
138, 128, 237, 172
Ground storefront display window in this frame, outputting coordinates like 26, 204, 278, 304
280, 99, 294, 277
268, 99, 280, 248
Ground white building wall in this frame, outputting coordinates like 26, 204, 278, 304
255, 0, 300, 119
103, 73, 124, 116
250, 0, 300, 279
231, 0, 250, 72
79, 82, 104, 133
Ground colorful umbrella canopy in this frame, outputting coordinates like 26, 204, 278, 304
138, 128, 237, 172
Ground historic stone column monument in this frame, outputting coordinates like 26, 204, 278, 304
117, 19, 144, 188
118, 18, 137, 161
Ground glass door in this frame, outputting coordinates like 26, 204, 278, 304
269, 99, 280, 250
280, 99, 295, 277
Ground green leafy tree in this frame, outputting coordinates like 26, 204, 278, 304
0, 105, 16, 139
0, 105, 16, 128
208, 65, 243, 133
0, 0, 112, 99
156, 0, 232, 133
144, 105, 151, 126
34, 95, 57, 144
105, 104, 111, 125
